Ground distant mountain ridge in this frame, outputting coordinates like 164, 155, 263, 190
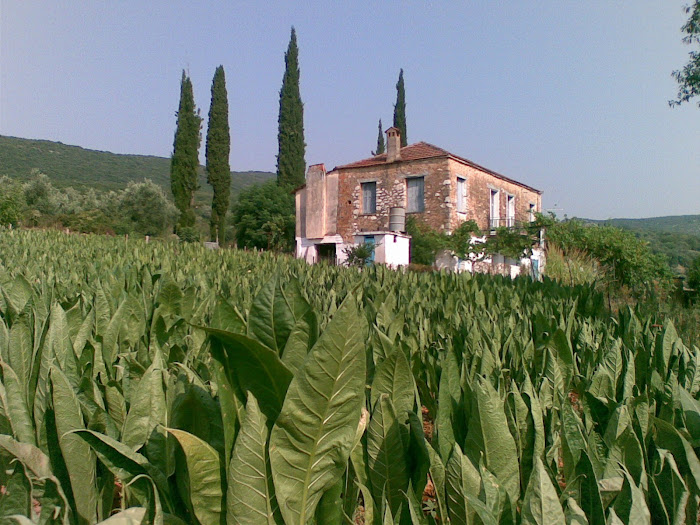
584, 215, 700, 237
0, 135, 275, 202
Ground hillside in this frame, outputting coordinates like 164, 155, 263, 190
586, 214, 700, 237
0, 135, 275, 203
583, 215, 700, 273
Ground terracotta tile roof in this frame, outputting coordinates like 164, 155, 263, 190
333, 142, 449, 169
331, 141, 542, 194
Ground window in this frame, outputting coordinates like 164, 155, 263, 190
529, 203, 536, 222
456, 177, 467, 213
489, 189, 500, 228
406, 177, 424, 213
361, 182, 376, 214
506, 194, 515, 227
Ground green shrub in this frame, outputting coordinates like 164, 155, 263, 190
687, 255, 700, 291
232, 180, 295, 252
405, 216, 446, 265
0, 175, 25, 227
120, 179, 179, 236
547, 217, 671, 294
178, 226, 200, 243
343, 242, 374, 267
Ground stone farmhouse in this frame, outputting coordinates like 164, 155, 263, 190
295, 127, 544, 274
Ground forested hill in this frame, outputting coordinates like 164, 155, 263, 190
584, 215, 700, 271
586, 215, 700, 237
0, 135, 274, 197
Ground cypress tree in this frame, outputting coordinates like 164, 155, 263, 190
375, 119, 385, 155
393, 69, 407, 147
205, 65, 231, 243
276, 27, 306, 188
171, 71, 202, 229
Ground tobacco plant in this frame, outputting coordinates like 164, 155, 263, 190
0, 229, 698, 524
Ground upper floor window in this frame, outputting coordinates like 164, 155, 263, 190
489, 189, 500, 228
529, 202, 536, 222
456, 177, 467, 213
506, 194, 515, 227
361, 181, 376, 214
406, 177, 425, 213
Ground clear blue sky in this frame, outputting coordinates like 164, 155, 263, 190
1, 2, 698, 219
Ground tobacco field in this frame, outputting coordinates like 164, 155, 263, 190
0, 229, 699, 524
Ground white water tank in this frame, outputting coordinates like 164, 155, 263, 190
389, 207, 406, 232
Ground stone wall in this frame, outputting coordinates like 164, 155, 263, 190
334, 157, 452, 242
332, 156, 541, 241
447, 158, 542, 232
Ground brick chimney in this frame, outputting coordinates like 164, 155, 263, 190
385, 127, 401, 163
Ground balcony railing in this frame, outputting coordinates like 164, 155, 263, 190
489, 217, 528, 230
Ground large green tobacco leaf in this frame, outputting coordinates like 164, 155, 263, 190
314, 475, 344, 525
269, 294, 366, 525
247, 274, 304, 354
464, 376, 520, 504
435, 349, 461, 461
50, 367, 98, 525
169, 368, 225, 457
279, 280, 318, 376
0, 275, 32, 323
247, 274, 292, 352
7, 315, 32, 389
561, 401, 587, 483
0, 436, 71, 522
121, 350, 167, 451
0, 435, 55, 480
370, 348, 414, 418
612, 469, 650, 524
32, 304, 68, 447
367, 394, 410, 518
72, 429, 171, 509
574, 452, 604, 525
0, 462, 32, 519
205, 327, 292, 422
226, 392, 282, 525
210, 356, 243, 470
210, 297, 246, 334
445, 443, 481, 525
649, 448, 688, 525
166, 428, 223, 525
520, 458, 565, 525
427, 445, 448, 523
0, 361, 35, 445
102, 295, 145, 371
245, 276, 317, 375
653, 418, 700, 493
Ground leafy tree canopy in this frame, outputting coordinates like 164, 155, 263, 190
232, 180, 295, 252
671, 1, 700, 107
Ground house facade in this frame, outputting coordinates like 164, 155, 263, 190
295, 128, 543, 271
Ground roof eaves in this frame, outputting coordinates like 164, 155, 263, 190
447, 153, 542, 194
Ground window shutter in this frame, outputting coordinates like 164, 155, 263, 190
362, 182, 376, 214
457, 177, 466, 212
407, 177, 424, 213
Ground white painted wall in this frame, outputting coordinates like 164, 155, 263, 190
352, 232, 410, 268
381, 234, 410, 268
